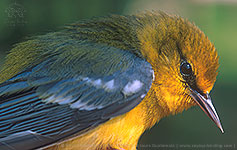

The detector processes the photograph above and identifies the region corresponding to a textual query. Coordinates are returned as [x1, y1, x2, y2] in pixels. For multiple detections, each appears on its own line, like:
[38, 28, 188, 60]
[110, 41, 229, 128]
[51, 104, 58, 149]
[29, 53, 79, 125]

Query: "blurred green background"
[0, 0, 236, 149]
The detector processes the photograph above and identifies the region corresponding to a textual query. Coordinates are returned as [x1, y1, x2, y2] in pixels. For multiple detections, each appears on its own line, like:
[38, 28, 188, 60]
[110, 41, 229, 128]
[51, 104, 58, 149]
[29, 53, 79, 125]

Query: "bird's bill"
[189, 87, 224, 133]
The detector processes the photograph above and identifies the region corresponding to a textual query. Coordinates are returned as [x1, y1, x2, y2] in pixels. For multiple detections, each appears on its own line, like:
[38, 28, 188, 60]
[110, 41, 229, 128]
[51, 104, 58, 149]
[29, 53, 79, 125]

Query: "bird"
[0, 11, 223, 150]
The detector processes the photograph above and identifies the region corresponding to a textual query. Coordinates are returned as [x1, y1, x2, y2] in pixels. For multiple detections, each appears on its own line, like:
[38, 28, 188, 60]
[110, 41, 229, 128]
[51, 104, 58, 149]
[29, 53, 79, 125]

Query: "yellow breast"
[45, 87, 163, 150]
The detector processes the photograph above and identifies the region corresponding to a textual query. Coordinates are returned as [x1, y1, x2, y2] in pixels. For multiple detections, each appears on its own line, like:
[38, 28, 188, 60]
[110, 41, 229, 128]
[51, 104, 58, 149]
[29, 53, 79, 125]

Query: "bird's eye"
[180, 62, 192, 76]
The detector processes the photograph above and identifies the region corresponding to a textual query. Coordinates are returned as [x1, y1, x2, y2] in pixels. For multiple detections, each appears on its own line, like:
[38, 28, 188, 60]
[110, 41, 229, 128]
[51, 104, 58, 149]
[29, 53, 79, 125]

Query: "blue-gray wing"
[0, 44, 153, 150]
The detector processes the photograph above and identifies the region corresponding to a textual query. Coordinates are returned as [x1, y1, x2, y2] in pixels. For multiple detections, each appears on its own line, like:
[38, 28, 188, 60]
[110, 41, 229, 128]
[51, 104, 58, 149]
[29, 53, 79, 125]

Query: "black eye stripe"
[180, 60, 196, 87]
[177, 44, 200, 92]
[179, 61, 203, 95]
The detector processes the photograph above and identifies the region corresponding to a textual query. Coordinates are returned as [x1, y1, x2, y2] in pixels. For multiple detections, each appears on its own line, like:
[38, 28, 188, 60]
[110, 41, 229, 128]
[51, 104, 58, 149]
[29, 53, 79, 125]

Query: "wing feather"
[0, 44, 153, 150]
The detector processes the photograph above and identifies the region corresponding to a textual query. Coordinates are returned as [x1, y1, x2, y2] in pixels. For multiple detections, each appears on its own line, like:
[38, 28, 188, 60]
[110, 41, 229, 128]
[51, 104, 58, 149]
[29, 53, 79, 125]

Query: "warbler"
[0, 11, 223, 150]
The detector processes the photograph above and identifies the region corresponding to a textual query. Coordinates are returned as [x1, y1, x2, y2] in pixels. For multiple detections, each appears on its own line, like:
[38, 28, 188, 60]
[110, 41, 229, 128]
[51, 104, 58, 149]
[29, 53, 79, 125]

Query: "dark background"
[0, 0, 236, 149]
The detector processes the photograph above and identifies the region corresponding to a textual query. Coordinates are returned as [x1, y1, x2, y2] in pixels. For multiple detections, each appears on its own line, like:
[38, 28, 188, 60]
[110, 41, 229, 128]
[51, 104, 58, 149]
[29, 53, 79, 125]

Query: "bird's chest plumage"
[46, 96, 160, 150]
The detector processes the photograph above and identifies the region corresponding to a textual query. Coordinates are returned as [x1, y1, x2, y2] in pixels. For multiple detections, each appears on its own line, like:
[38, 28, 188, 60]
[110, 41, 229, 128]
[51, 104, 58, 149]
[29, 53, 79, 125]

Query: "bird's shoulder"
[0, 28, 154, 149]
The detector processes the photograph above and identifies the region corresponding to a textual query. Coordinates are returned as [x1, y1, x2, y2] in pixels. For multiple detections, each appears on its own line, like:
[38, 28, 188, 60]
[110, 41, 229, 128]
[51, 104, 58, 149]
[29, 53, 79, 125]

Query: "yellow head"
[136, 12, 222, 132]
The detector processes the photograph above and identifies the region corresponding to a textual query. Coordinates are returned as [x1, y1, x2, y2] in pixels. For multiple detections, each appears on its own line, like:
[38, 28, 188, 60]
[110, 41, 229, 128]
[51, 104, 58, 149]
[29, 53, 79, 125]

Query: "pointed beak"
[189, 87, 224, 133]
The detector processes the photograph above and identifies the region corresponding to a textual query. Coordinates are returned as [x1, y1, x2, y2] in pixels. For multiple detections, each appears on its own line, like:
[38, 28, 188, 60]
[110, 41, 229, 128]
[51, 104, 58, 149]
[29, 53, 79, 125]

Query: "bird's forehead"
[179, 32, 219, 92]
[136, 13, 219, 92]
